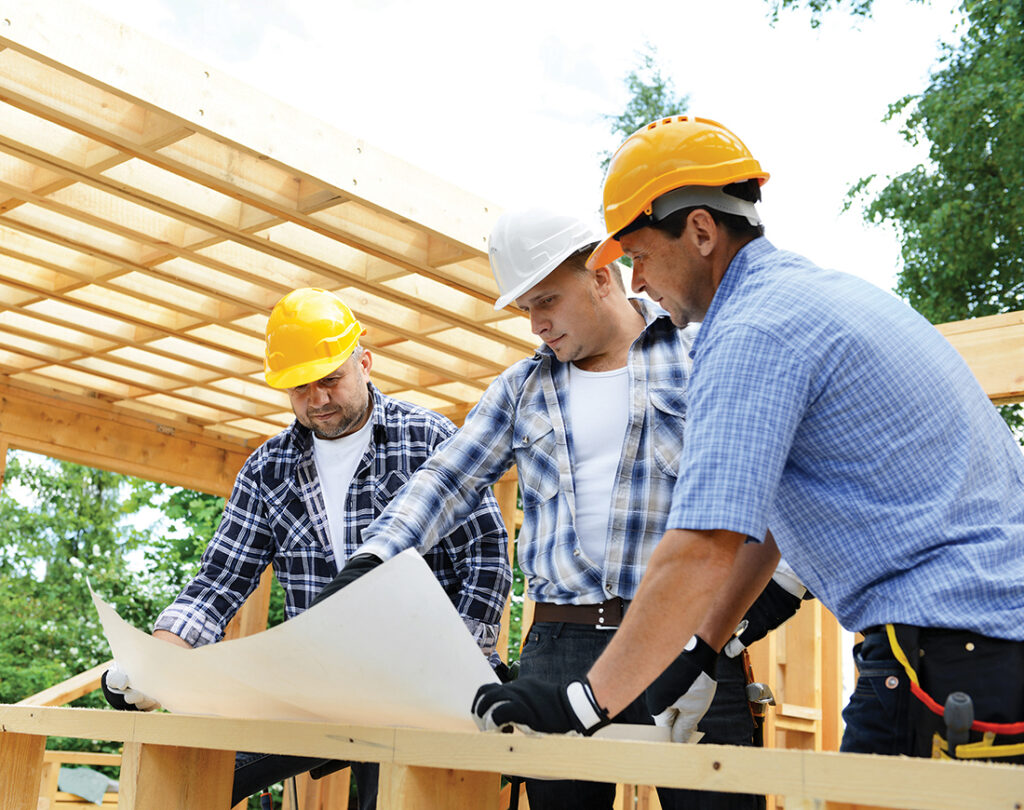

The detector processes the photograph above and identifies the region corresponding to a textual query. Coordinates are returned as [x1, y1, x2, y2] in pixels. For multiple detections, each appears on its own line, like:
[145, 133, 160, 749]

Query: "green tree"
[601, 43, 689, 173]
[766, 0, 924, 27]
[776, 0, 1024, 435]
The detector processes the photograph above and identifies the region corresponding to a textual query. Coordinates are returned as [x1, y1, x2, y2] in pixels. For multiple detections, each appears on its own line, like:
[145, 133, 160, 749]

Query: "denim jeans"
[840, 631, 911, 755]
[842, 626, 1024, 762]
[232, 752, 377, 809]
[518, 621, 764, 810]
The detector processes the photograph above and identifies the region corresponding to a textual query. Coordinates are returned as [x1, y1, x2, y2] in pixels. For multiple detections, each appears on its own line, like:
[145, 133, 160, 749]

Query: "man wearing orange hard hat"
[473, 117, 1024, 765]
[101, 288, 511, 806]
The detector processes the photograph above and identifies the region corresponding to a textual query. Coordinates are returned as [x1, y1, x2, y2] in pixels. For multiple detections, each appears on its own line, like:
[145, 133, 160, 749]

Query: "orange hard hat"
[264, 288, 365, 389]
[588, 116, 769, 268]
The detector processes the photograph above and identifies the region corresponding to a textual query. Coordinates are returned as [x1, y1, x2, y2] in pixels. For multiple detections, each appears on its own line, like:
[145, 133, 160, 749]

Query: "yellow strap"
[955, 732, 1024, 760]
[885, 624, 920, 686]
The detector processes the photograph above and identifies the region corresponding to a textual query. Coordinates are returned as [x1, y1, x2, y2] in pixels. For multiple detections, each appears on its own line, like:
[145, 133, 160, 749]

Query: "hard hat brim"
[586, 236, 624, 271]
[264, 343, 357, 390]
[492, 265, 561, 310]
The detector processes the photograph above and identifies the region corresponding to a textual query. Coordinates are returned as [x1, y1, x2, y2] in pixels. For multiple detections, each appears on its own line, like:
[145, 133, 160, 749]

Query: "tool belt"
[883, 624, 1024, 762]
[532, 597, 629, 629]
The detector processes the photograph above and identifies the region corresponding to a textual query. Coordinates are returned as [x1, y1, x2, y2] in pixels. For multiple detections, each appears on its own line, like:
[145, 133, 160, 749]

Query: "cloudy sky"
[81, 0, 963, 292]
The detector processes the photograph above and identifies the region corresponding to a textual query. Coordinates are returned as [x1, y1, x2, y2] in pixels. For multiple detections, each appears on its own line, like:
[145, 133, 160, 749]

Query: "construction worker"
[330, 207, 803, 810]
[102, 287, 511, 807]
[471, 117, 1024, 765]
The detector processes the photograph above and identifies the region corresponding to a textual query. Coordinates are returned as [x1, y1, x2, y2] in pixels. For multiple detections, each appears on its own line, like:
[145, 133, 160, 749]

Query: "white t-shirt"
[312, 416, 374, 568]
[568, 364, 630, 566]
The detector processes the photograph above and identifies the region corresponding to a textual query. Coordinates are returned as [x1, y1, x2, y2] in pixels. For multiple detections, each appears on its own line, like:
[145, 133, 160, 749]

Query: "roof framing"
[0, 0, 534, 449]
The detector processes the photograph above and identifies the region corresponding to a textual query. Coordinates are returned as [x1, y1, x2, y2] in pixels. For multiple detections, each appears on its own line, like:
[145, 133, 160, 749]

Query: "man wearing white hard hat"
[350, 209, 797, 809]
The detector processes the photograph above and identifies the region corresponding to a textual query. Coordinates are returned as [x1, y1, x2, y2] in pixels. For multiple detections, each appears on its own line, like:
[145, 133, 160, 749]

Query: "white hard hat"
[489, 209, 599, 310]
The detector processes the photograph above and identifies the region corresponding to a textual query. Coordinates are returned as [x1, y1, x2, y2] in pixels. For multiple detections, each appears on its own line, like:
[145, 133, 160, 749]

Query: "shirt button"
[573, 549, 581, 556]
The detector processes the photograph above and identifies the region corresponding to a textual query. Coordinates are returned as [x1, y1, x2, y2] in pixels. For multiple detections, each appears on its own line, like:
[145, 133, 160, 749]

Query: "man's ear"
[687, 209, 719, 258]
[592, 264, 614, 298]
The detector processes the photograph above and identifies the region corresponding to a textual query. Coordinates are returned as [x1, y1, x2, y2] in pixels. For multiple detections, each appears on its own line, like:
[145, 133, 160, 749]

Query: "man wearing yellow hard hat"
[472, 117, 1024, 764]
[102, 288, 511, 806]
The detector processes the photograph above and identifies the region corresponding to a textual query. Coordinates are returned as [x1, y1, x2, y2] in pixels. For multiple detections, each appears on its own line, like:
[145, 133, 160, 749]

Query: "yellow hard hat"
[588, 116, 769, 269]
[264, 288, 365, 389]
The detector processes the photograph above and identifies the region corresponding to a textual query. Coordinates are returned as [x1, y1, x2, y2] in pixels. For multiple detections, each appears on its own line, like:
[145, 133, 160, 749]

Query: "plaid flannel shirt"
[154, 385, 511, 653]
[360, 299, 696, 604]
[668, 237, 1024, 638]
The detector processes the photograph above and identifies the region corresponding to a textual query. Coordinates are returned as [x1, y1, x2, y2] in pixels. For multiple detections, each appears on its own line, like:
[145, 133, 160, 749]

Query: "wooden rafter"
[0, 0, 534, 441]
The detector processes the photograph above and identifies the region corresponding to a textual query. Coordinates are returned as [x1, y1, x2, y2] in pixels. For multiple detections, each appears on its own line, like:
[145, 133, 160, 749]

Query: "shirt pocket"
[513, 411, 560, 506]
[649, 387, 688, 477]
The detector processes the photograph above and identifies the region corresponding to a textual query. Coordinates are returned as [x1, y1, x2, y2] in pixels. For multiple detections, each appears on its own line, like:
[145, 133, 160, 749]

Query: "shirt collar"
[692, 236, 775, 356]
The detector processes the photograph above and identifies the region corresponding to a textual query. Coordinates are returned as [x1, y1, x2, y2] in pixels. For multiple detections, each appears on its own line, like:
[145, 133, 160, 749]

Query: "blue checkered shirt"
[668, 237, 1024, 639]
[155, 386, 511, 652]
[359, 300, 695, 604]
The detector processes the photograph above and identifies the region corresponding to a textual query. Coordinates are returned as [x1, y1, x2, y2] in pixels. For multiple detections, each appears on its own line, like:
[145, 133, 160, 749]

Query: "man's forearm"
[696, 533, 781, 650]
[153, 629, 194, 649]
[587, 528, 746, 717]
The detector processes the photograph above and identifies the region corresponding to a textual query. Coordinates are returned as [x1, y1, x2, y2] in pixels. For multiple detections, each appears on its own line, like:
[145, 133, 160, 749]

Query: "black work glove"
[471, 675, 610, 736]
[724, 577, 809, 658]
[309, 553, 383, 609]
[645, 635, 718, 743]
[101, 663, 160, 712]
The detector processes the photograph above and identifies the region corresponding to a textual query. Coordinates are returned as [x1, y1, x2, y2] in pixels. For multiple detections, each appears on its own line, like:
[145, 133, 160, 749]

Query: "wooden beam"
[0, 729, 46, 810]
[1, 706, 1023, 809]
[118, 740, 234, 810]
[378, 764, 499, 810]
[16, 659, 110, 707]
[938, 312, 1024, 404]
[0, 379, 255, 496]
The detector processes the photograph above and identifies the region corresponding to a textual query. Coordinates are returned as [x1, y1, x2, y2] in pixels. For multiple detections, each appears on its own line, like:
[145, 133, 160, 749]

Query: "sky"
[78, 0, 964, 294]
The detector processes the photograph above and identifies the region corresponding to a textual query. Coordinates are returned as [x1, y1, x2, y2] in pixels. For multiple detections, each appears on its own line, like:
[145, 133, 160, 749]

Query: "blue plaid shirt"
[155, 386, 511, 652]
[360, 300, 695, 604]
[668, 237, 1024, 639]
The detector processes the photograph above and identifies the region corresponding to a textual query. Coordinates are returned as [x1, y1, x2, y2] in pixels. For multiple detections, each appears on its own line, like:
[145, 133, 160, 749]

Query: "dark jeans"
[232, 752, 378, 809]
[840, 631, 911, 755]
[518, 621, 764, 810]
[841, 626, 1024, 763]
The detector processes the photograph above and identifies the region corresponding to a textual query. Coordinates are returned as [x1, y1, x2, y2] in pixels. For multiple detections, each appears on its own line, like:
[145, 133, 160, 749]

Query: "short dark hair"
[562, 243, 625, 292]
[649, 179, 765, 240]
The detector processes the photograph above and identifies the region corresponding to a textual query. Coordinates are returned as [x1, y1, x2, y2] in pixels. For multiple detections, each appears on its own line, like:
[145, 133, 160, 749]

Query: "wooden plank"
[0, 0, 499, 255]
[117, 740, 234, 810]
[0, 380, 253, 497]
[378, 764, 499, 810]
[492, 474, 518, 663]
[3, 706, 1023, 809]
[938, 314, 1024, 404]
[0, 729, 46, 810]
[16, 659, 110, 707]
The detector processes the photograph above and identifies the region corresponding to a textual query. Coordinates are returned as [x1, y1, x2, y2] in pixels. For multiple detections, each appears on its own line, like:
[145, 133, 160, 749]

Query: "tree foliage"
[601, 44, 689, 172]
[0, 453, 222, 705]
[767, 0, 924, 27]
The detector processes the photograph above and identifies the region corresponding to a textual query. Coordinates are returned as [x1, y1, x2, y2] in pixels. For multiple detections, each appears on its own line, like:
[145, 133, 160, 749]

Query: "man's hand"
[472, 676, 610, 736]
[309, 553, 383, 609]
[101, 662, 160, 712]
[645, 635, 717, 743]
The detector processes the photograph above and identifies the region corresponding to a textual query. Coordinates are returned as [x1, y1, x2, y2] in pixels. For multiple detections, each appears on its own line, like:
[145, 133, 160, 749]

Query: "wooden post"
[0, 729, 46, 810]
[492, 472, 519, 662]
[378, 763, 499, 810]
[117, 740, 235, 810]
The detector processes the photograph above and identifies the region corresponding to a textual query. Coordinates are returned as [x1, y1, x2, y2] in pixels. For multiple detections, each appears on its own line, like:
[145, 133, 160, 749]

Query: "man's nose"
[309, 383, 330, 407]
[631, 266, 645, 294]
[530, 312, 547, 336]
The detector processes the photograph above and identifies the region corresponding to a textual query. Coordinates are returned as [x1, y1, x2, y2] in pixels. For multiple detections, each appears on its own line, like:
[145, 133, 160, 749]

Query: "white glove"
[653, 669, 717, 743]
[103, 662, 161, 711]
[646, 635, 718, 744]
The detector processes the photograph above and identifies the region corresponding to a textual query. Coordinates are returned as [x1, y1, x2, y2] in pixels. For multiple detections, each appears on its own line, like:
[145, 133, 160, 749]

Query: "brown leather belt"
[533, 597, 629, 629]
